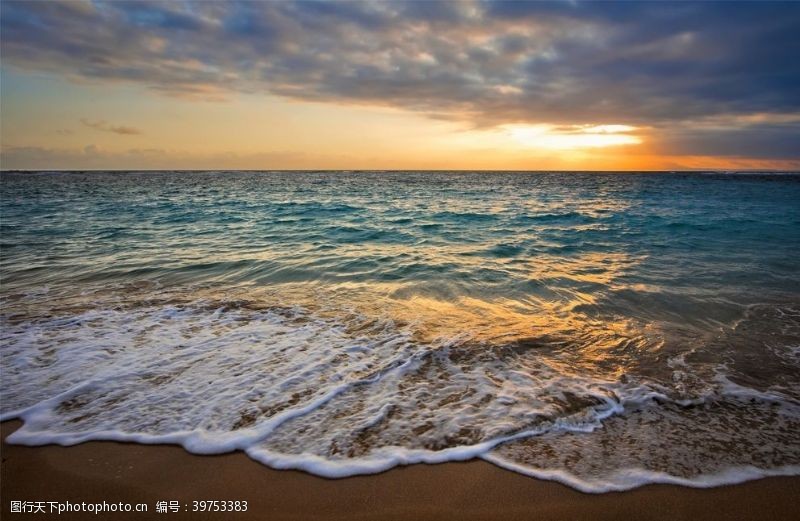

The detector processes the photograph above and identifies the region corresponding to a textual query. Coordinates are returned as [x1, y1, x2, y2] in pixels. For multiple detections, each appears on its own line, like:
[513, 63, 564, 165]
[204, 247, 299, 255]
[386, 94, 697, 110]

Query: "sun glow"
[502, 124, 642, 150]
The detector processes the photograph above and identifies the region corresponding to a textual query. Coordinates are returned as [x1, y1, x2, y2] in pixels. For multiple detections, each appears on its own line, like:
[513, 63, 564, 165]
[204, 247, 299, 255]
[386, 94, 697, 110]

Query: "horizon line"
[3, 168, 800, 174]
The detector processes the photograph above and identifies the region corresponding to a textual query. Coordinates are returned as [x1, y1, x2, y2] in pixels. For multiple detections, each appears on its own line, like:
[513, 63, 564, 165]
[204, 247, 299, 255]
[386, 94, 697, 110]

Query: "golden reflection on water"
[214, 248, 661, 379]
[3, 244, 661, 379]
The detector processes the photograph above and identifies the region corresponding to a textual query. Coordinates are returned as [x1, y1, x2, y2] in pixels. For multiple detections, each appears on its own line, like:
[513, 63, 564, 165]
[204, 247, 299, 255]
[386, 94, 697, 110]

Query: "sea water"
[1, 170, 798, 492]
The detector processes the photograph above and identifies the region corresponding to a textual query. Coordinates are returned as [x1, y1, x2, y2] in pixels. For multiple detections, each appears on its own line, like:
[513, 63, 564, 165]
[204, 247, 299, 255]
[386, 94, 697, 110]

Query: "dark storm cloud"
[1, 0, 799, 156]
[657, 121, 800, 160]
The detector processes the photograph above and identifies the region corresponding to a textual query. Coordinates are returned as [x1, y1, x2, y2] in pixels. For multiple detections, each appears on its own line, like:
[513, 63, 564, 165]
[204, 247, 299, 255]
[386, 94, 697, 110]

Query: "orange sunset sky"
[1, 1, 798, 171]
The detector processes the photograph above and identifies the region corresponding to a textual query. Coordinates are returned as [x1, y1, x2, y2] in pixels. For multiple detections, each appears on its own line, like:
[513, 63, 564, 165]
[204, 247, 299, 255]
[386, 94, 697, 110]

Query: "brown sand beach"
[2, 421, 798, 521]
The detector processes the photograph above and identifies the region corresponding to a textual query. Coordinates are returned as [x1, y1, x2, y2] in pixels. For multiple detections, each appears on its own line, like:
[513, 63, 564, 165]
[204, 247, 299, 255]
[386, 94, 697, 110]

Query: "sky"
[1, 0, 799, 171]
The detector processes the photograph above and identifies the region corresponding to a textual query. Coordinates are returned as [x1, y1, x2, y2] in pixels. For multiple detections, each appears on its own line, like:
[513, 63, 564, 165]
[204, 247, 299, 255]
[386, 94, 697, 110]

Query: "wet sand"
[2, 420, 798, 520]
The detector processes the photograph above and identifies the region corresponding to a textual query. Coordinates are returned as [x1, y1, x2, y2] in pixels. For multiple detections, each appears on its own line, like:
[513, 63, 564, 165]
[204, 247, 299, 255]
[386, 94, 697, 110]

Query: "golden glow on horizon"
[503, 124, 642, 150]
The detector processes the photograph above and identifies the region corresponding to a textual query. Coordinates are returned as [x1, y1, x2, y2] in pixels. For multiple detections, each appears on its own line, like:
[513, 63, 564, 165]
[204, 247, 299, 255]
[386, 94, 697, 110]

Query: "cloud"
[80, 119, 142, 135]
[0, 144, 368, 170]
[1, 1, 799, 158]
[3, 142, 797, 172]
[655, 119, 800, 160]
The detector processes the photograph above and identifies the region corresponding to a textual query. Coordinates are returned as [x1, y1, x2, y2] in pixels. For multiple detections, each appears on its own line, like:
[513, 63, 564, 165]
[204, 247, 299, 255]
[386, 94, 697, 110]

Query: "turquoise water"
[2, 171, 799, 491]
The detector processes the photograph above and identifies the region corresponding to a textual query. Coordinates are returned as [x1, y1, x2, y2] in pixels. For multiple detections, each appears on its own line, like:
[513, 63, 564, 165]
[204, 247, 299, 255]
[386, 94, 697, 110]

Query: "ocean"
[1, 170, 799, 492]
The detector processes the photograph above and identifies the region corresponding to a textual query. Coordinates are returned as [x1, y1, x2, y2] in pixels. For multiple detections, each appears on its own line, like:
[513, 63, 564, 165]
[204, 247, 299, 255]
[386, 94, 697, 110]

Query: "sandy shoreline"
[2, 420, 798, 520]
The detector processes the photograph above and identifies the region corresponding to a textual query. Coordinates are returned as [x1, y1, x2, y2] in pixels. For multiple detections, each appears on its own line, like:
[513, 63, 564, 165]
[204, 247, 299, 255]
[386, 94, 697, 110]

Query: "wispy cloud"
[0, 144, 371, 170]
[80, 119, 142, 136]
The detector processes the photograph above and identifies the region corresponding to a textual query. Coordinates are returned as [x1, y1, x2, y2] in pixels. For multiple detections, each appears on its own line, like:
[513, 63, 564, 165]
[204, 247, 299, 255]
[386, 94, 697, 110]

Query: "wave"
[2, 295, 798, 492]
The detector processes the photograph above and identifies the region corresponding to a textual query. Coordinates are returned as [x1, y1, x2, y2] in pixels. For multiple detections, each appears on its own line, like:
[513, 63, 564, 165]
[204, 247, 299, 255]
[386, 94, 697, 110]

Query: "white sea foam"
[482, 454, 800, 494]
[2, 299, 799, 492]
